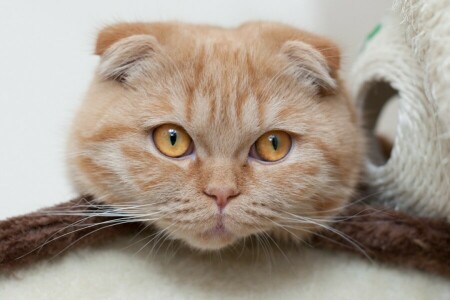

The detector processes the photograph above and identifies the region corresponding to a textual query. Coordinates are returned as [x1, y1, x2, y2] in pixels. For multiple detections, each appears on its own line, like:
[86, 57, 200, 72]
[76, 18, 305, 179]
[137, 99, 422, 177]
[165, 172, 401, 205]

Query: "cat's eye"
[251, 131, 292, 162]
[152, 124, 193, 158]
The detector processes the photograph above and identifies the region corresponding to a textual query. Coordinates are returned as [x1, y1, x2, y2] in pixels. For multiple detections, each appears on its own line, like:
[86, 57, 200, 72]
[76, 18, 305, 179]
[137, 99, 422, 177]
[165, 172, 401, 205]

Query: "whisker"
[281, 212, 372, 261]
[48, 219, 139, 261]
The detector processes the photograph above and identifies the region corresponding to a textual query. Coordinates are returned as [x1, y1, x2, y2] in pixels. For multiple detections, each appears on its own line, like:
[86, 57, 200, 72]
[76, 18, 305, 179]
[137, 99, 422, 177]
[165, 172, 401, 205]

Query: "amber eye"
[152, 124, 193, 158]
[252, 131, 292, 162]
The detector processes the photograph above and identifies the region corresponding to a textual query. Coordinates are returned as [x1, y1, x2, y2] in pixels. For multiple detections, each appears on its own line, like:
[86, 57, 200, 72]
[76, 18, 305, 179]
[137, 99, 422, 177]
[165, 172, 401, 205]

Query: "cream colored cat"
[67, 21, 364, 250]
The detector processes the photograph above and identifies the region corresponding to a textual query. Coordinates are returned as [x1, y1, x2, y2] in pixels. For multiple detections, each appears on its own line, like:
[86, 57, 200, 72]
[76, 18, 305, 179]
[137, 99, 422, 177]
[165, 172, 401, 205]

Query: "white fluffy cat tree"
[353, 0, 450, 219]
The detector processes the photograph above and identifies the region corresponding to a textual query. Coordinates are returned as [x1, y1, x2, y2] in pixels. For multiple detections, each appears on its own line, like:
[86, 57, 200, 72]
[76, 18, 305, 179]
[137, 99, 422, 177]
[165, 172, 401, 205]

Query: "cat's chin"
[182, 228, 238, 250]
[188, 235, 237, 250]
[186, 235, 236, 250]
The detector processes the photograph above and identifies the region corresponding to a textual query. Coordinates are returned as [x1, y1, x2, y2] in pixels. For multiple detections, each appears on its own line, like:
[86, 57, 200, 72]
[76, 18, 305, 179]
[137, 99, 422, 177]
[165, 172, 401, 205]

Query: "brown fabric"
[311, 205, 450, 277]
[1, 196, 449, 277]
[0, 197, 138, 271]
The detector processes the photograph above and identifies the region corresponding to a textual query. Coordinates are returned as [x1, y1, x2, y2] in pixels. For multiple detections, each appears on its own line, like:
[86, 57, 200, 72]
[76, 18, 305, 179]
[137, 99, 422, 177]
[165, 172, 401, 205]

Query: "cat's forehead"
[140, 48, 313, 157]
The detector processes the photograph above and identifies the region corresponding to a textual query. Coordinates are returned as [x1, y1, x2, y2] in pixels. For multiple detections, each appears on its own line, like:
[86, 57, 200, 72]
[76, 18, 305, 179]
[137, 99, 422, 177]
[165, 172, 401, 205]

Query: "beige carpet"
[1, 237, 449, 300]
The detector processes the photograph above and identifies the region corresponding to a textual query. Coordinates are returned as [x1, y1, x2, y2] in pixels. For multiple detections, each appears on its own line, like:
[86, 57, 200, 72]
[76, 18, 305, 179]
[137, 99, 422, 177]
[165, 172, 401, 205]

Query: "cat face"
[68, 22, 364, 250]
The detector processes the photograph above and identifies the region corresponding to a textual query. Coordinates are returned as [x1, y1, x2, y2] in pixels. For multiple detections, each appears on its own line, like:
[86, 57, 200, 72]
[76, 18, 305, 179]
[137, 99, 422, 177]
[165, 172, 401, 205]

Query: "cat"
[67, 21, 364, 250]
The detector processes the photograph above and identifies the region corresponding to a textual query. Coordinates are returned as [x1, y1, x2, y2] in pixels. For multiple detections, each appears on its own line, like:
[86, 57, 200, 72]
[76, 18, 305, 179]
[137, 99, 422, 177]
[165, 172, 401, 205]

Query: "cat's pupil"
[270, 135, 279, 151]
[169, 129, 177, 146]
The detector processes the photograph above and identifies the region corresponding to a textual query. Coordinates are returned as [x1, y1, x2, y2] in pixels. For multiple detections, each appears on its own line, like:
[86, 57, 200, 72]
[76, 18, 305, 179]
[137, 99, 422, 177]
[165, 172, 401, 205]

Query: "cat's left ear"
[94, 23, 163, 83]
[281, 40, 340, 96]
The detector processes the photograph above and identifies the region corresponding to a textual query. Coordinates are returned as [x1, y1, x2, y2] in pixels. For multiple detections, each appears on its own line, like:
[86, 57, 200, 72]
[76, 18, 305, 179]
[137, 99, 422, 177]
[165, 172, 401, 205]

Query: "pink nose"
[204, 187, 240, 210]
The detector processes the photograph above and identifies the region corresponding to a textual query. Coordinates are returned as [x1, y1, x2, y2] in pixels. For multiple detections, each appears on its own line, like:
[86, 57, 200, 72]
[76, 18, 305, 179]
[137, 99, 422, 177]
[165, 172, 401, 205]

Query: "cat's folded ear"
[95, 23, 162, 83]
[281, 40, 340, 96]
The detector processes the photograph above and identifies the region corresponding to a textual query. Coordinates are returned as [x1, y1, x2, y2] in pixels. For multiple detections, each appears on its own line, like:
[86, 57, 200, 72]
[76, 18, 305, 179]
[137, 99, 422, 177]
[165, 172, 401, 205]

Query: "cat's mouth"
[162, 209, 267, 250]
[203, 218, 227, 236]
[189, 216, 237, 250]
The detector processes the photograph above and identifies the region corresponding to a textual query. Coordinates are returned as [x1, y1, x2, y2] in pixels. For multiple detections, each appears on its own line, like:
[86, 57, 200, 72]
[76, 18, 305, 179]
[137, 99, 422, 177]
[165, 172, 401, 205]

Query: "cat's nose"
[204, 187, 240, 210]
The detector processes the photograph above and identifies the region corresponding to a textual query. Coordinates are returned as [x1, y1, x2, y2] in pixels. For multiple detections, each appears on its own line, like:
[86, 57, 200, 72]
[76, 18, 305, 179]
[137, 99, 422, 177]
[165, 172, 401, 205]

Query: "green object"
[360, 23, 382, 53]
[366, 23, 382, 42]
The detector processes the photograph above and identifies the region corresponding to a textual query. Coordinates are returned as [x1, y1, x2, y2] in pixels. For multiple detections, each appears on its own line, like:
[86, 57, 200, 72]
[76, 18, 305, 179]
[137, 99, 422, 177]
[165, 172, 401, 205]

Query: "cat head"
[67, 21, 364, 250]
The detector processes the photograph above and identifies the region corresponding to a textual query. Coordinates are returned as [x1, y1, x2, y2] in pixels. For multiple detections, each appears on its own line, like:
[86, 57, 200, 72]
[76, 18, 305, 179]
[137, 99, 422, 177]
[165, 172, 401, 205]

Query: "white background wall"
[0, 0, 392, 219]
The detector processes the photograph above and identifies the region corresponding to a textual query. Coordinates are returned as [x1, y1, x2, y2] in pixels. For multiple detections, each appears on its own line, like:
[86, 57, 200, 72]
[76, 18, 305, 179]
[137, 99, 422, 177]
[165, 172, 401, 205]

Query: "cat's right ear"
[95, 23, 161, 83]
[281, 40, 339, 96]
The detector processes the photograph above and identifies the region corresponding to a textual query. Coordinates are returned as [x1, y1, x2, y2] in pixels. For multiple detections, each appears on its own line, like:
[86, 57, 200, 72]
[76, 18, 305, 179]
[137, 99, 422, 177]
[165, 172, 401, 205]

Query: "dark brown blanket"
[1, 196, 449, 277]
